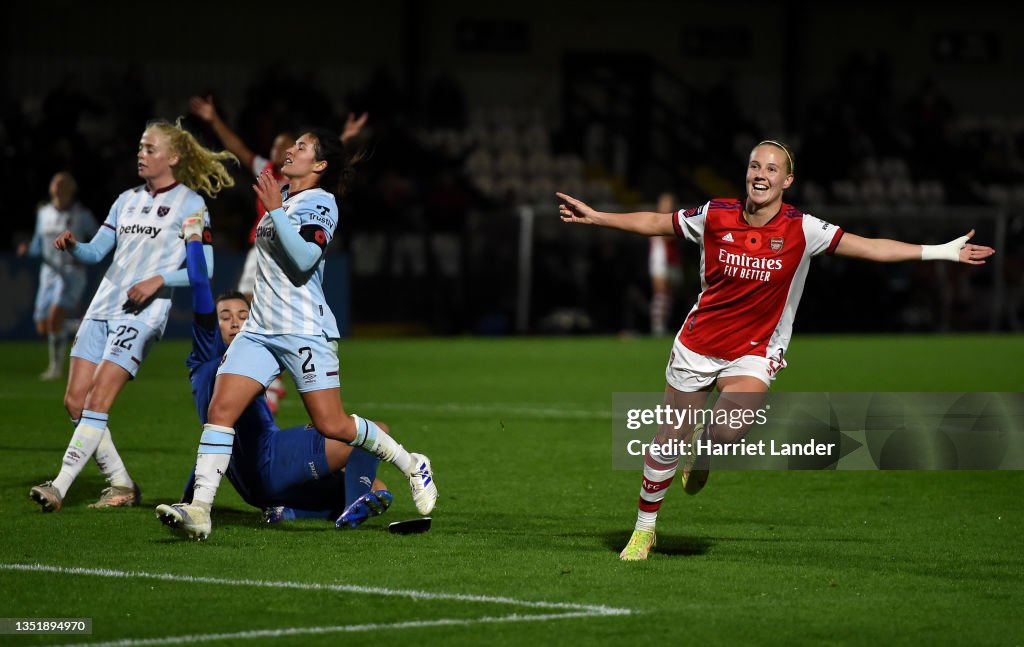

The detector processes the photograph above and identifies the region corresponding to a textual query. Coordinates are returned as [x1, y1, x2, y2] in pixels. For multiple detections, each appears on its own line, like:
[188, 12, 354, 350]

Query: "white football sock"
[350, 415, 415, 474]
[371, 432, 416, 474]
[93, 427, 133, 488]
[52, 421, 105, 497]
[192, 424, 235, 508]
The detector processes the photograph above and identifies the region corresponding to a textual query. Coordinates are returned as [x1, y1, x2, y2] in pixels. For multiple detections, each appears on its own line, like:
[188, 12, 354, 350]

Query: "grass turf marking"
[3, 563, 631, 646]
[346, 401, 610, 419]
[55, 612, 612, 646]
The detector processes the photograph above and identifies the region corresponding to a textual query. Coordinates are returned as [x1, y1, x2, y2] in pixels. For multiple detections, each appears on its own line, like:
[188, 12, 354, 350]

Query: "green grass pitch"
[1, 334, 1022, 646]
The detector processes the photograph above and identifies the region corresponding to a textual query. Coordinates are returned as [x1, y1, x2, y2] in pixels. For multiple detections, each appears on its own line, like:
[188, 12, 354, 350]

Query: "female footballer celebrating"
[558, 140, 994, 560]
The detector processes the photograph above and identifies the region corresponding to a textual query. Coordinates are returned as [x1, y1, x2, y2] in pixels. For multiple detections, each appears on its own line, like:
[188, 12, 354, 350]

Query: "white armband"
[921, 235, 968, 262]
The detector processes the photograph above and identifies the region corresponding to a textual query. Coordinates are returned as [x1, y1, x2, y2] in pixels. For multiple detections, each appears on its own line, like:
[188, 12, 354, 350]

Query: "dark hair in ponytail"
[304, 127, 364, 199]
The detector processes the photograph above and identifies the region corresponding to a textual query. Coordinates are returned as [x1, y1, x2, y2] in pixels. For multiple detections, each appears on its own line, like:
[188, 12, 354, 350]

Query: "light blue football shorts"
[34, 267, 87, 321]
[218, 330, 341, 393]
[70, 318, 160, 378]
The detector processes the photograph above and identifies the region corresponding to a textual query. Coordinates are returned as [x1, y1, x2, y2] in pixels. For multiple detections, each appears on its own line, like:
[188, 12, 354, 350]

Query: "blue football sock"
[343, 448, 381, 510]
[284, 507, 334, 520]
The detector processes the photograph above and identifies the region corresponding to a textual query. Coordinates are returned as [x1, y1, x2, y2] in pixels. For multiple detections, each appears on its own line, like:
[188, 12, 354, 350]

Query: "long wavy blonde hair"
[146, 119, 238, 198]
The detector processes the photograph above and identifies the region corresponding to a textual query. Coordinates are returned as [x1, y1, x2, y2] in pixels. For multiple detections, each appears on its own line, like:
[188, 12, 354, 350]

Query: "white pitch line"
[356, 401, 610, 419]
[1, 563, 631, 616]
[56, 612, 609, 647]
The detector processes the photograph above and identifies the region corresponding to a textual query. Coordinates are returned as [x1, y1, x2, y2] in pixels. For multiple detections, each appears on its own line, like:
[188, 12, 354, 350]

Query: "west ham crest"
[157, 206, 170, 217]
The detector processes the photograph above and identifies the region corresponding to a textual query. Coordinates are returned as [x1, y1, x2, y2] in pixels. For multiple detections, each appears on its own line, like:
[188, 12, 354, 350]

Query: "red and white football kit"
[665, 198, 843, 389]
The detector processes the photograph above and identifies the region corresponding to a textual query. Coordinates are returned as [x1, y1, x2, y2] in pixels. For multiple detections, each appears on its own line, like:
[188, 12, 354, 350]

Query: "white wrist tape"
[921, 235, 968, 262]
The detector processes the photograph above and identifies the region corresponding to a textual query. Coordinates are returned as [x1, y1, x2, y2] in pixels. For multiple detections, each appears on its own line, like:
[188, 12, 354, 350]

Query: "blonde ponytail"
[147, 119, 238, 198]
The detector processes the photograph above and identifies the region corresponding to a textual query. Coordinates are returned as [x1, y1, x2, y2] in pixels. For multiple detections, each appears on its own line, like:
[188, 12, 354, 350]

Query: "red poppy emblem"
[744, 232, 762, 251]
[315, 230, 327, 245]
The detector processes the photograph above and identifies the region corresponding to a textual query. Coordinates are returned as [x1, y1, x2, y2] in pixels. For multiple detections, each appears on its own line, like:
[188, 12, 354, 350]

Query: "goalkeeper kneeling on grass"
[157, 215, 392, 535]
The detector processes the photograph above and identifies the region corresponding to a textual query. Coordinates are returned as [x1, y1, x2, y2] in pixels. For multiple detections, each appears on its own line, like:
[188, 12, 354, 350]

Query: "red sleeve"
[825, 228, 844, 255]
[671, 209, 685, 239]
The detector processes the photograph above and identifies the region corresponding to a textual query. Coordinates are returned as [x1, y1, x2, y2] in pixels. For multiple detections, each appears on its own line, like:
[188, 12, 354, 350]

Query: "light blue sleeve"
[268, 207, 325, 272]
[69, 194, 121, 264]
[161, 245, 214, 287]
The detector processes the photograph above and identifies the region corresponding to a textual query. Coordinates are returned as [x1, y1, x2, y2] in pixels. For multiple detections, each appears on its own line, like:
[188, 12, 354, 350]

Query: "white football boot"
[407, 453, 437, 515]
[155, 503, 212, 541]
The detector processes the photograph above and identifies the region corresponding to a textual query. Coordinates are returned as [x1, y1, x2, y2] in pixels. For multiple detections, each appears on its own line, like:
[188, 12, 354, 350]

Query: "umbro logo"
[722, 232, 735, 242]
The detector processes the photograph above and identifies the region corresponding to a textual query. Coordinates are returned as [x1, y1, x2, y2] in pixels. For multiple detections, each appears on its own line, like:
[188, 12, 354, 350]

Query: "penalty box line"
[7, 563, 631, 646]
[56, 612, 612, 647]
[0, 563, 629, 614]
[358, 401, 611, 419]
[3, 563, 631, 645]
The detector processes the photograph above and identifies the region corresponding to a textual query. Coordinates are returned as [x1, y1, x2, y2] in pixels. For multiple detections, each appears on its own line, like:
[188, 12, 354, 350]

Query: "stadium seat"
[984, 183, 1010, 206]
[860, 178, 887, 210]
[1010, 184, 1024, 207]
[830, 180, 857, 204]
[886, 178, 916, 209]
[495, 148, 524, 177]
[465, 149, 494, 176]
[879, 157, 910, 180]
[916, 180, 946, 205]
[525, 176, 556, 204]
[524, 151, 554, 178]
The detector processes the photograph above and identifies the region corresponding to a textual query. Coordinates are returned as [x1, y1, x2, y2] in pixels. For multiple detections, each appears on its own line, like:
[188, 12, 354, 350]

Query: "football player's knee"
[207, 400, 240, 427]
[63, 393, 84, 419]
[319, 415, 357, 442]
[83, 384, 119, 413]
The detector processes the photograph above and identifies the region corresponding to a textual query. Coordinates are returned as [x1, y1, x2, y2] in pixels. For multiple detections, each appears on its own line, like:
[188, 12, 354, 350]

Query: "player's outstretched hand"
[557, 192, 598, 225]
[253, 170, 283, 213]
[53, 230, 77, 251]
[341, 112, 369, 144]
[957, 229, 996, 265]
[189, 95, 217, 123]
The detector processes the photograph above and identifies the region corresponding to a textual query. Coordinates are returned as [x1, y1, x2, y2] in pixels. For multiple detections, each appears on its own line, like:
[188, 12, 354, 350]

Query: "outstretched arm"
[184, 226, 215, 317]
[183, 215, 220, 362]
[557, 192, 675, 236]
[159, 244, 214, 288]
[836, 229, 995, 264]
[190, 95, 256, 172]
[58, 197, 121, 263]
[341, 112, 369, 145]
[57, 226, 115, 264]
